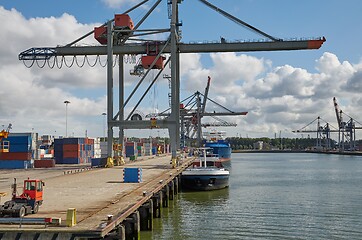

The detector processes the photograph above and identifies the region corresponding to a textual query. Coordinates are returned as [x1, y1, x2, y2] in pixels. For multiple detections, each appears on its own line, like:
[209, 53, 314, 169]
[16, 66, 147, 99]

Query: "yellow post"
[66, 208, 77, 227]
[105, 157, 114, 168]
[171, 158, 177, 169]
[120, 156, 125, 165]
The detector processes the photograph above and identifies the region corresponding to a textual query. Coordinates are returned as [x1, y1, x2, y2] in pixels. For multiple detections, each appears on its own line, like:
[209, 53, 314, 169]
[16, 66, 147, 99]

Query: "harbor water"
[141, 153, 362, 239]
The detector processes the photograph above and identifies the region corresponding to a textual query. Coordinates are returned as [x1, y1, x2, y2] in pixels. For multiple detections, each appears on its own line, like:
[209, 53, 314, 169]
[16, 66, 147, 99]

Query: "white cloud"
[0, 7, 108, 136]
[180, 50, 362, 139]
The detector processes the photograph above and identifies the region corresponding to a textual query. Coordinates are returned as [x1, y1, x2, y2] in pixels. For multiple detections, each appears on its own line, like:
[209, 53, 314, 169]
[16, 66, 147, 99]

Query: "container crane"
[333, 97, 362, 151]
[18, 0, 325, 164]
[157, 76, 247, 147]
[293, 117, 338, 151]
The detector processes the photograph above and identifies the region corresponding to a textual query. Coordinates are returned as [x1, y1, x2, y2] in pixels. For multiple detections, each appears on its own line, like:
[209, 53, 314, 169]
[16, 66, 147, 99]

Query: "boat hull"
[181, 169, 229, 191]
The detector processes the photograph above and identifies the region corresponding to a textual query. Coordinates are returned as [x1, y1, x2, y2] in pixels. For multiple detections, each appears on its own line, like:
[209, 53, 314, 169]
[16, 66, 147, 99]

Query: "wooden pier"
[0, 154, 194, 240]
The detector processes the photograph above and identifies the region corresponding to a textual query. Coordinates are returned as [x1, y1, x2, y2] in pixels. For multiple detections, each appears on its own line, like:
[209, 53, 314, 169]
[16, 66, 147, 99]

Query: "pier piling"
[168, 180, 175, 200]
[152, 191, 163, 218]
[162, 185, 169, 207]
[139, 199, 153, 231]
[123, 211, 140, 240]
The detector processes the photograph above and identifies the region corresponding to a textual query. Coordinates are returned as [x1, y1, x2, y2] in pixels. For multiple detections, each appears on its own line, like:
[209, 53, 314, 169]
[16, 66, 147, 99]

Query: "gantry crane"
[293, 117, 338, 151]
[333, 97, 362, 151]
[18, 0, 325, 164]
[157, 76, 247, 147]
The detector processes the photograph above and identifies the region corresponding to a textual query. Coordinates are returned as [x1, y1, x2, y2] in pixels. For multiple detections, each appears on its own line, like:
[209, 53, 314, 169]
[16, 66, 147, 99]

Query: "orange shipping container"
[63, 144, 80, 152]
[34, 159, 55, 168]
[0, 152, 31, 160]
[63, 151, 80, 158]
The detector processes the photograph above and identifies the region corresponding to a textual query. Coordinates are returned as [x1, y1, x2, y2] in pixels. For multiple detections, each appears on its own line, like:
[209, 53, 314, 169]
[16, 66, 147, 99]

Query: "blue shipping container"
[56, 157, 81, 164]
[6, 136, 31, 145]
[125, 146, 137, 157]
[91, 158, 107, 167]
[63, 138, 85, 145]
[123, 168, 142, 182]
[0, 160, 31, 169]
[9, 144, 30, 153]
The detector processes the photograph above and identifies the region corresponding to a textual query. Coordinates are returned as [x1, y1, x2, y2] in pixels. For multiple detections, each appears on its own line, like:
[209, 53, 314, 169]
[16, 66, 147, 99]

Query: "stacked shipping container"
[54, 138, 94, 164]
[125, 142, 137, 157]
[0, 133, 34, 169]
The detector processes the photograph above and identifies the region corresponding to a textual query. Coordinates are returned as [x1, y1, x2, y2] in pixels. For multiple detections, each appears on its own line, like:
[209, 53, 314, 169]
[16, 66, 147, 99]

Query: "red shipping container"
[63, 151, 80, 158]
[125, 142, 136, 146]
[0, 152, 31, 160]
[63, 144, 80, 152]
[34, 159, 55, 168]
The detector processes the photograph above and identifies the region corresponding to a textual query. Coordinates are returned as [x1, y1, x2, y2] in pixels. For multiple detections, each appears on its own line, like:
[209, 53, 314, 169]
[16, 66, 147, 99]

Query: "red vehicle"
[0, 178, 44, 218]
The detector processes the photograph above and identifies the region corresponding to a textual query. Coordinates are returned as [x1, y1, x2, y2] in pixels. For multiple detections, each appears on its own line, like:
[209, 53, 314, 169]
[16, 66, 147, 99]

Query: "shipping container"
[125, 145, 137, 157]
[0, 152, 31, 160]
[63, 138, 84, 145]
[152, 147, 157, 155]
[123, 168, 142, 183]
[0, 160, 31, 169]
[91, 157, 107, 168]
[34, 159, 55, 168]
[56, 157, 81, 164]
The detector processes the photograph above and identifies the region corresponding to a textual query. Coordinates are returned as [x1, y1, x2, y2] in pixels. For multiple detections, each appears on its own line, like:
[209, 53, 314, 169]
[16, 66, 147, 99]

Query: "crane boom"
[19, 38, 326, 60]
[333, 97, 342, 128]
[201, 76, 211, 114]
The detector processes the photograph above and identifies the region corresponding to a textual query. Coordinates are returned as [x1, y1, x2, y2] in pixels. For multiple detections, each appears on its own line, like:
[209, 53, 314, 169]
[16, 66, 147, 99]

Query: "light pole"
[64, 100, 70, 137]
[102, 112, 107, 139]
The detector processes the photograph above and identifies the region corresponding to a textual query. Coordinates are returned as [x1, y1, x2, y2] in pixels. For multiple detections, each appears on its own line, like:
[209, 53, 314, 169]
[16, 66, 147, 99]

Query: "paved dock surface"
[0, 154, 193, 237]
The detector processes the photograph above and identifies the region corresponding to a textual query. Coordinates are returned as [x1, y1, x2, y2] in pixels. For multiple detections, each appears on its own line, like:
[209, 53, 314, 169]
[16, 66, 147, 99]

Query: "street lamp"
[64, 100, 70, 137]
[102, 112, 107, 138]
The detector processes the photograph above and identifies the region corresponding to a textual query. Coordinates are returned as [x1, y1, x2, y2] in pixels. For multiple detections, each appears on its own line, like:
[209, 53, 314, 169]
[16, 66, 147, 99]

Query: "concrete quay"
[0, 154, 194, 240]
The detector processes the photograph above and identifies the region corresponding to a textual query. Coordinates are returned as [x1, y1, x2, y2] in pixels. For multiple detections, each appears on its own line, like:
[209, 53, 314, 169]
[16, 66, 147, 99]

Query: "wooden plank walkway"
[0, 154, 194, 239]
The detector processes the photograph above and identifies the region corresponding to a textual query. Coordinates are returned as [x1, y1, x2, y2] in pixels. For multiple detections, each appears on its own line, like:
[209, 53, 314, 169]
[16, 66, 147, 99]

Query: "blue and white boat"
[203, 131, 231, 168]
[181, 148, 229, 191]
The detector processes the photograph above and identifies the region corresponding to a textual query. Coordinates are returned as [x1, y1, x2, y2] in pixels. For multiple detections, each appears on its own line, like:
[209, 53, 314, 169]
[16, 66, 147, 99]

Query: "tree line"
[225, 137, 338, 150]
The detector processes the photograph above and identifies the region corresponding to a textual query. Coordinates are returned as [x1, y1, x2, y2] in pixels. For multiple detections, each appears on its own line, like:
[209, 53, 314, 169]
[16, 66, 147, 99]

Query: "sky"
[1, 0, 362, 141]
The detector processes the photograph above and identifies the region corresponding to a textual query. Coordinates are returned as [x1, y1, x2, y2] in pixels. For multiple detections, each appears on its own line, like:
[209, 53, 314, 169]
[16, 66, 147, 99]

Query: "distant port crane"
[294, 98, 362, 152]
[333, 97, 362, 151]
[293, 116, 338, 151]
[18, 0, 325, 164]
[156, 76, 247, 147]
